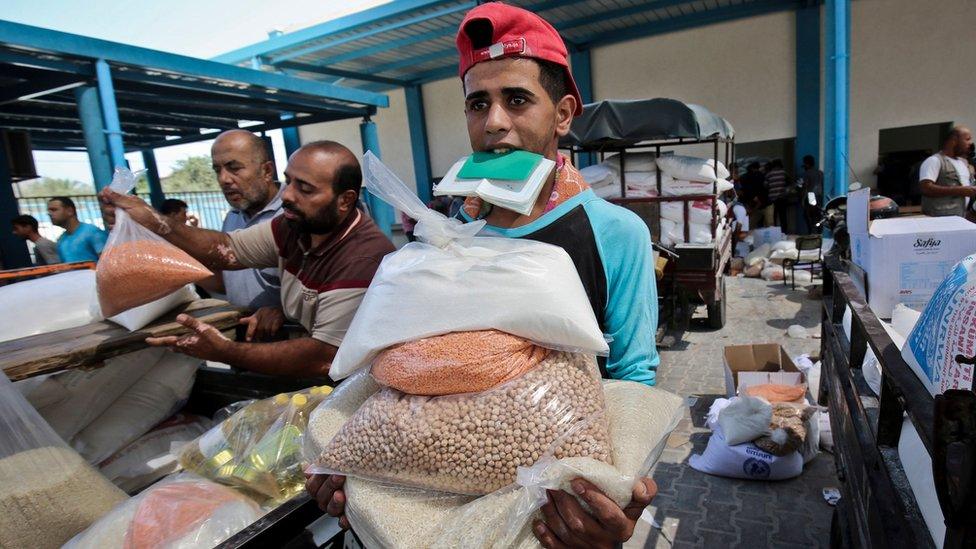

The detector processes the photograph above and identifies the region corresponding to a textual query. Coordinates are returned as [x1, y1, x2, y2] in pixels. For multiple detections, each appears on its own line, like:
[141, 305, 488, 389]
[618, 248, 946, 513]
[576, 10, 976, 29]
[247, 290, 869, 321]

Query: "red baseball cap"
[455, 2, 583, 116]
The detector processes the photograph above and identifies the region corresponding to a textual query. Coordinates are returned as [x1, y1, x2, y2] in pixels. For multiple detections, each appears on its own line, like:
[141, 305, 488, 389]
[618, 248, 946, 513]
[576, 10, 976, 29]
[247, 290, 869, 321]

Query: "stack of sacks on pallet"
[656, 155, 733, 247]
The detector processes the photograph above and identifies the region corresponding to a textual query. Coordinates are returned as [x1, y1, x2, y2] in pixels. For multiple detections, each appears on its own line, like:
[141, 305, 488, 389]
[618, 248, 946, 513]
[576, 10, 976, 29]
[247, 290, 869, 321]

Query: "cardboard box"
[723, 343, 799, 398]
[848, 188, 976, 319]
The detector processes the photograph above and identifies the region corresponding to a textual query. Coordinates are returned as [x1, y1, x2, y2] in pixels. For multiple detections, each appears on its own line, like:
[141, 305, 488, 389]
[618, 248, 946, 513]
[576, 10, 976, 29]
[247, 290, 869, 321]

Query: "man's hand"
[533, 477, 657, 549]
[146, 314, 232, 361]
[240, 306, 286, 342]
[305, 474, 349, 529]
[187, 214, 200, 227]
[99, 187, 173, 235]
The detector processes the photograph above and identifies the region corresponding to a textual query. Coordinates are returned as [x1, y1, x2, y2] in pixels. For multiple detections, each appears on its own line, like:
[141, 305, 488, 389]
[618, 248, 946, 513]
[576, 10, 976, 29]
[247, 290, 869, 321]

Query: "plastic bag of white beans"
[308, 351, 614, 496]
[305, 376, 685, 548]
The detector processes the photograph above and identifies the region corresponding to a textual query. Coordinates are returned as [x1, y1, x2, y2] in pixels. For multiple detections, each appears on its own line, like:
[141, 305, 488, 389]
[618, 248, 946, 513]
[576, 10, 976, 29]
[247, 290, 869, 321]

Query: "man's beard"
[284, 200, 342, 235]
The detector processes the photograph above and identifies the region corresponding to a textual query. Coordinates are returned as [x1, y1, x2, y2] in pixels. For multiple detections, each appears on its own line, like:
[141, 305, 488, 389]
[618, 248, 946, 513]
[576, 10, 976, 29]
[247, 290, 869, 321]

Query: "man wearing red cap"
[309, 3, 660, 546]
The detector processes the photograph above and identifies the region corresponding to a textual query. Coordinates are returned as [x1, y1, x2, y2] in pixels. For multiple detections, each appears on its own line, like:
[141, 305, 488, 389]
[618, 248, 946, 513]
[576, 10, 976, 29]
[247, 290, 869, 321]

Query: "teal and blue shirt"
[461, 188, 660, 386]
[56, 222, 107, 263]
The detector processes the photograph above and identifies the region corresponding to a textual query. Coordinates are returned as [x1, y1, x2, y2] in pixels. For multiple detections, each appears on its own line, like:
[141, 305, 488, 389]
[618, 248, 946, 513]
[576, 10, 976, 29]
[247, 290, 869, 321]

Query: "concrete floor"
[627, 276, 836, 549]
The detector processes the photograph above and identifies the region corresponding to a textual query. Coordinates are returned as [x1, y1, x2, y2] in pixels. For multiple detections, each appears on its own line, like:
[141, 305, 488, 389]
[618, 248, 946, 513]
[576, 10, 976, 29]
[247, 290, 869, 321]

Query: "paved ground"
[626, 276, 837, 549]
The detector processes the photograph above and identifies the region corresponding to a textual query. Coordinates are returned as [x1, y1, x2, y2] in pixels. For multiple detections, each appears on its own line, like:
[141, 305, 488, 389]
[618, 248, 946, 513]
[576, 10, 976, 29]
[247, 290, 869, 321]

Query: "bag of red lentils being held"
[94, 168, 212, 318]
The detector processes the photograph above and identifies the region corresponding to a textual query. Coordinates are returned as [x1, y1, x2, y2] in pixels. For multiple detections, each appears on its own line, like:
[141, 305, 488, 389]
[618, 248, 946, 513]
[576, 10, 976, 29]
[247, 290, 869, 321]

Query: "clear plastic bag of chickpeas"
[176, 385, 332, 506]
[307, 348, 614, 496]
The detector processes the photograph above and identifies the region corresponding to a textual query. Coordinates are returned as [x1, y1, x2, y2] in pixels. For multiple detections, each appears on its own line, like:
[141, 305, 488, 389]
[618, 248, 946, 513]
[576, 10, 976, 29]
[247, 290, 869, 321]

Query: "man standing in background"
[919, 126, 975, 218]
[48, 196, 107, 263]
[11, 214, 59, 265]
[763, 159, 789, 229]
[798, 155, 823, 233]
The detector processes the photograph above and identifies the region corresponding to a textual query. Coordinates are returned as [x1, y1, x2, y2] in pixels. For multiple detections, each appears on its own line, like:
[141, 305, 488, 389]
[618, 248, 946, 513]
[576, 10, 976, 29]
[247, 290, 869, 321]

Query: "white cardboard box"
[848, 188, 976, 318]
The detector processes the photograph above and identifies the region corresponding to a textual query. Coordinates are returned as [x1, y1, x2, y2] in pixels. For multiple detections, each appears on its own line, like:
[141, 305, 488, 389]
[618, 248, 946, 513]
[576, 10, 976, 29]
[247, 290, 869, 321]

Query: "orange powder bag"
[94, 168, 212, 318]
[744, 383, 808, 403]
[371, 330, 550, 395]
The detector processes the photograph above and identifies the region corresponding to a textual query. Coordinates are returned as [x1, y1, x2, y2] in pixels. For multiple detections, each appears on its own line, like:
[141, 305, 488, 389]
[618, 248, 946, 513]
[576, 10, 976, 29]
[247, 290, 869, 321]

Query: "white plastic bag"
[95, 167, 211, 318]
[100, 284, 200, 331]
[602, 152, 658, 173]
[72, 351, 200, 464]
[659, 218, 714, 246]
[717, 396, 772, 445]
[771, 240, 797, 253]
[745, 243, 771, 267]
[64, 474, 262, 549]
[656, 155, 730, 183]
[689, 427, 803, 481]
[329, 153, 609, 381]
[0, 372, 127, 549]
[0, 270, 96, 343]
[99, 413, 210, 494]
[902, 255, 976, 395]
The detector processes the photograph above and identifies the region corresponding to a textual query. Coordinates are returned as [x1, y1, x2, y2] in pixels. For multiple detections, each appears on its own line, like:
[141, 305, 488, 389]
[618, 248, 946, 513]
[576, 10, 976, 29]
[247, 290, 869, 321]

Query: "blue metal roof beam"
[370, 47, 456, 75]
[211, 0, 460, 64]
[275, 61, 408, 86]
[0, 73, 85, 106]
[145, 110, 363, 149]
[272, 0, 590, 71]
[573, 0, 803, 48]
[269, 1, 476, 65]
[0, 20, 389, 108]
[556, 0, 697, 33]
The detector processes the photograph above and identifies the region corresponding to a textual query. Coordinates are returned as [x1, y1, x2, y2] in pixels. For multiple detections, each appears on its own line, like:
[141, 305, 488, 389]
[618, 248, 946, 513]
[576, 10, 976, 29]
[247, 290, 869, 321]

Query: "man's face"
[48, 200, 74, 227]
[952, 130, 973, 157]
[280, 149, 355, 235]
[462, 58, 574, 159]
[212, 134, 273, 212]
[11, 223, 30, 239]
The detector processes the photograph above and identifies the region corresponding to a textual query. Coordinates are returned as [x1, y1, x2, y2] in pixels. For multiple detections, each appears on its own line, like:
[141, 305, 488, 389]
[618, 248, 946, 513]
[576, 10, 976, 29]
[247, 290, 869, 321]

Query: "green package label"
[457, 150, 542, 181]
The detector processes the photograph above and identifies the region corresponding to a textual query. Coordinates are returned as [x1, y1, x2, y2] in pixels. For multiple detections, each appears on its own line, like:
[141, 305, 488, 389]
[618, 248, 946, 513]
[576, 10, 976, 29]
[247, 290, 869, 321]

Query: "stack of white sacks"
[579, 153, 734, 246]
[1, 270, 206, 493]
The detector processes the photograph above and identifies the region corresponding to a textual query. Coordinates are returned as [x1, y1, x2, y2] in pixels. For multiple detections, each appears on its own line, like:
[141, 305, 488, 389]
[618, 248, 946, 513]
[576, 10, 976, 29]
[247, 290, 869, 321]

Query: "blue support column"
[569, 49, 596, 168]
[404, 84, 433, 204]
[142, 150, 165, 210]
[795, 4, 820, 180]
[359, 117, 393, 236]
[73, 85, 114, 191]
[0, 141, 32, 269]
[825, 0, 850, 198]
[280, 113, 302, 158]
[95, 59, 126, 178]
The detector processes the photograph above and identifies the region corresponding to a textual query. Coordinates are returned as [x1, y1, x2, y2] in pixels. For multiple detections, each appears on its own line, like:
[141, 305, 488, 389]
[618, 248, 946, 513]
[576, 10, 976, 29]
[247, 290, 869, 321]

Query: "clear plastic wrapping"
[96, 167, 212, 317]
[64, 474, 262, 549]
[0, 372, 127, 549]
[177, 385, 332, 505]
[371, 330, 550, 396]
[305, 378, 685, 548]
[309, 351, 613, 496]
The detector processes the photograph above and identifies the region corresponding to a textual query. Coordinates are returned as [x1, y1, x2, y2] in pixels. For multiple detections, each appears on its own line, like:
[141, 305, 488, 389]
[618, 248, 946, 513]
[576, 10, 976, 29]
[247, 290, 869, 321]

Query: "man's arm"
[921, 180, 976, 198]
[100, 188, 245, 271]
[146, 314, 334, 377]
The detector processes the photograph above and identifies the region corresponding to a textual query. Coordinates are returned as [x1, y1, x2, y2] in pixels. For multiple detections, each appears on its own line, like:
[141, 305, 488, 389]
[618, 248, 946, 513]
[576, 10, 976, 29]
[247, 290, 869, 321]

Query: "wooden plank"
[1, 299, 245, 381]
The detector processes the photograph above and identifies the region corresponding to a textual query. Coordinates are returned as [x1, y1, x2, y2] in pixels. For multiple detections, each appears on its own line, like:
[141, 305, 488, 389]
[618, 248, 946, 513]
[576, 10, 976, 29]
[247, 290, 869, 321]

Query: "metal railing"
[16, 191, 232, 242]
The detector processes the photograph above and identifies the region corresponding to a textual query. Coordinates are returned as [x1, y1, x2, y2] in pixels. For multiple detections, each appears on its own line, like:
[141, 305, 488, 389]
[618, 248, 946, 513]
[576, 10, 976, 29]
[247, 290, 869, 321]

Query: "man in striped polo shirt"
[100, 141, 395, 377]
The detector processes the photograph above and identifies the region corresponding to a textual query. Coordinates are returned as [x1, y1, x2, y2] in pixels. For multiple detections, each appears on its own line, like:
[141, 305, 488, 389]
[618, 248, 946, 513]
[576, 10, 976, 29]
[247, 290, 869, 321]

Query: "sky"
[3, 0, 390, 187]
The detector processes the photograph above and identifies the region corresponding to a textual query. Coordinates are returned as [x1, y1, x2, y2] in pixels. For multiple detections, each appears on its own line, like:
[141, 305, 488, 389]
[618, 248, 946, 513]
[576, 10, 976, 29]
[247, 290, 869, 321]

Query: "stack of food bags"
[304, 154, 686, 547]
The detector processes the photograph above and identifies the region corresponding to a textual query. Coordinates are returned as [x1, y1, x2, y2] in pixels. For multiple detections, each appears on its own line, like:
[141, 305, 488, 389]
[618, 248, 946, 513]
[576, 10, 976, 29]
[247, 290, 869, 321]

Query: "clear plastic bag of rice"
[0, 372, 127, 549]
[64, 473, 262, 549]
[306, 376, 685, 548]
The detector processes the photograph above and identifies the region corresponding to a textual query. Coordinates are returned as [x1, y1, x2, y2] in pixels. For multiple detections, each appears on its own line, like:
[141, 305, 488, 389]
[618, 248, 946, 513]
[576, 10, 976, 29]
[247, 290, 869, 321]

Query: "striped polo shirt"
[227, 208, 395, 346]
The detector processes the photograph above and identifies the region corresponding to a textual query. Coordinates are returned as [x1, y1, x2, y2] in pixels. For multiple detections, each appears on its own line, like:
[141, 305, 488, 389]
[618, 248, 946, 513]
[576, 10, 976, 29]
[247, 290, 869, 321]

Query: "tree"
[16, 177, 93, 197]
[162, 155, 219, 192]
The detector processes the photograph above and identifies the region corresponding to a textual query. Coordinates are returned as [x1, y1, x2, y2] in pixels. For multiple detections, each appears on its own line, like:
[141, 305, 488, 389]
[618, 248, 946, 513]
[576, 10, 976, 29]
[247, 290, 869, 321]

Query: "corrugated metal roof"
[216, 0, 810, 91]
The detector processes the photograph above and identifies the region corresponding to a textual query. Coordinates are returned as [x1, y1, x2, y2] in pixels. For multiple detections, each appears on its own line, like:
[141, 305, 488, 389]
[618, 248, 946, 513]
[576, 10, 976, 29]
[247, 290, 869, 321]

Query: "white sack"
[35, 348, 166, 441]
[329, 153, 609, 381]
[72, 351, 200, 464]
[656, 155, 730, 183]
[689, 427, 803, 481]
